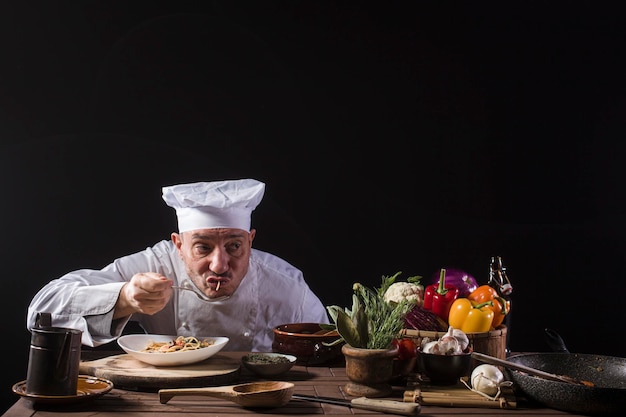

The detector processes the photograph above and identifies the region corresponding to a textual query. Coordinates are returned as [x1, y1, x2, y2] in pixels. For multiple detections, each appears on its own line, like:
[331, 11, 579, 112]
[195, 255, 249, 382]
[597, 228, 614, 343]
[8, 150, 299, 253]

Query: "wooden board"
[79, 353, 241, 390]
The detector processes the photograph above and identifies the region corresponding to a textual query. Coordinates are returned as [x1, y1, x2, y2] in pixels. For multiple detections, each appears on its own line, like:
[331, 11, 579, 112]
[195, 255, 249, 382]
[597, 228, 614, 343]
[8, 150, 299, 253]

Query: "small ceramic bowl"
[272, 323, 344, 365]
[417, 349, 473, 385]
[241, 352, 297, 377]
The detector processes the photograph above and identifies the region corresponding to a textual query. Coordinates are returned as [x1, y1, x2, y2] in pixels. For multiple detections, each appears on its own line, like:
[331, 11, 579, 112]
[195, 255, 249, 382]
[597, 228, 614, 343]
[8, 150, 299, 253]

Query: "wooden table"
[4, 351, 575, 417]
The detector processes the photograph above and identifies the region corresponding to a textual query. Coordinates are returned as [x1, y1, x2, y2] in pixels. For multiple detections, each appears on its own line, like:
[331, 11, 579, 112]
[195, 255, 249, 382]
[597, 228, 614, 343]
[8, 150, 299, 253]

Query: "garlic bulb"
[451, 328, 469, 351]
[420, 327, 468, 355]
[471, 364, 504, 396]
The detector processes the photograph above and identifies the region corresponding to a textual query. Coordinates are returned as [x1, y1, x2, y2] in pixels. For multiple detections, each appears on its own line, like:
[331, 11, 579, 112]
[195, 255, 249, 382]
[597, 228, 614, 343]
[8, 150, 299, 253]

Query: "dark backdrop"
[2, 1, 625, 413]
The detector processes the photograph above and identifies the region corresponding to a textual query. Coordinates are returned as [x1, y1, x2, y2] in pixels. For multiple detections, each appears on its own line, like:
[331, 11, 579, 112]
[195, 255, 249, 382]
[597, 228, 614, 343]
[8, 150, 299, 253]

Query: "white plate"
[117, 334, 229, 366]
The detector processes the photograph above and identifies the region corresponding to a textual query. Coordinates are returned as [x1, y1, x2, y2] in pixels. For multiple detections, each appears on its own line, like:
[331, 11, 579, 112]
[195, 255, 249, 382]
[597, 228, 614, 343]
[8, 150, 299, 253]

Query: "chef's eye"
[193, 244, 212, 255]
[226, 242, 242, 254]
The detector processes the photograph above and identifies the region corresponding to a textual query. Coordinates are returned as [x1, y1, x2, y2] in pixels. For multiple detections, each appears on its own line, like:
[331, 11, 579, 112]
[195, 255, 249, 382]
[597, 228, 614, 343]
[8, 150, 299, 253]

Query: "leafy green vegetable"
[325, 272, 416, 349]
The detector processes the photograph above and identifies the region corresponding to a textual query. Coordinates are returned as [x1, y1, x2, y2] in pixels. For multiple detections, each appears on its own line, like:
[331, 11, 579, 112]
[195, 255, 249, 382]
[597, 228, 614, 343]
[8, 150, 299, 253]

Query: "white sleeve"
[26, 241, 176, 347]
[27, 269, 129, 347]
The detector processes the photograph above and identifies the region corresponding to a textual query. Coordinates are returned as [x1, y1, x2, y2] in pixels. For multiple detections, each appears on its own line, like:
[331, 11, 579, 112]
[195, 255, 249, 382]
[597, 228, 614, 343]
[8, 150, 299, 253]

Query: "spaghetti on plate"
[142, 336, 214, 353]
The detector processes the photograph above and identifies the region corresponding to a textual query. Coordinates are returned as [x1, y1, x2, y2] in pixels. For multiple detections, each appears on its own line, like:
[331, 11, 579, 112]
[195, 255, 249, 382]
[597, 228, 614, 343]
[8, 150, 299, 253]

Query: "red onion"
[429, 268, 478, 298]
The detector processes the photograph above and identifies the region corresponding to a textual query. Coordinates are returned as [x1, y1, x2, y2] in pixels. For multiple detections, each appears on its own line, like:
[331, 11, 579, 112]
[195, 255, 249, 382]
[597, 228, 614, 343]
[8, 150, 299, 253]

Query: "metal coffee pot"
[26, 312, 82, 396]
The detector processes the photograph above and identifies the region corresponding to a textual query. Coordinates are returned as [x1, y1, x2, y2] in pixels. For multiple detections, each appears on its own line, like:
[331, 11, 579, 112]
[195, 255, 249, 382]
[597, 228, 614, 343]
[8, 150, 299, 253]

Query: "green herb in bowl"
[246, 353, 292, 364]
[242, 353, 296, 377]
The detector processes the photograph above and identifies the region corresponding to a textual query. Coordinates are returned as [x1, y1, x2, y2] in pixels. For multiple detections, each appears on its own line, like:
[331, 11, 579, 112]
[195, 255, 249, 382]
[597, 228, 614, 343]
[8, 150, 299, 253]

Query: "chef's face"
[172, 228, 255, 298]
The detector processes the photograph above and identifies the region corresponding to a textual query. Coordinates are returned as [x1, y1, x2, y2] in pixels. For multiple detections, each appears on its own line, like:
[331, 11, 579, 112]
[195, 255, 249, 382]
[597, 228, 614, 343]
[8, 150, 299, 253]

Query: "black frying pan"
[504, 329, 626, 415]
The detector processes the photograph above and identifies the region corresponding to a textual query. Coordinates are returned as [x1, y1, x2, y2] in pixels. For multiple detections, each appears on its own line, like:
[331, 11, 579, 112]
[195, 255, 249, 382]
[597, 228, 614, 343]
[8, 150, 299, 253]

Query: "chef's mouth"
[207, 277, 228, 289]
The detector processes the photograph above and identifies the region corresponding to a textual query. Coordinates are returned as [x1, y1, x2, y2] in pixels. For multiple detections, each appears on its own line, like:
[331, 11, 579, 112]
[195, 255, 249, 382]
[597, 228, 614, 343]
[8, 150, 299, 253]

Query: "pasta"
[142, 336, 214, 353]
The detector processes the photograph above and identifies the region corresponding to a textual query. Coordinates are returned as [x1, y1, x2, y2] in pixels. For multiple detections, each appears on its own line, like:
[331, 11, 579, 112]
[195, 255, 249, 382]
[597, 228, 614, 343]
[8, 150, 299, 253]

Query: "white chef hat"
[162, 179, 265, 233]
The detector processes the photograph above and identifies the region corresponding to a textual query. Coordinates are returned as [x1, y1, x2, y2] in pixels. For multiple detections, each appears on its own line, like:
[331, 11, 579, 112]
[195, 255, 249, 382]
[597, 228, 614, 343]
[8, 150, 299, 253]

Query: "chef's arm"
[27, 278, 130, 347]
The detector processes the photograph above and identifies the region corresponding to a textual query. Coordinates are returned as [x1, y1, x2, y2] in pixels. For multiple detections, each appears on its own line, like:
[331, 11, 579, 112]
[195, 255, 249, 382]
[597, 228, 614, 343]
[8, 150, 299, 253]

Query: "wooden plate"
[79, 353, 240, 390]
[12, 375, 114, 404]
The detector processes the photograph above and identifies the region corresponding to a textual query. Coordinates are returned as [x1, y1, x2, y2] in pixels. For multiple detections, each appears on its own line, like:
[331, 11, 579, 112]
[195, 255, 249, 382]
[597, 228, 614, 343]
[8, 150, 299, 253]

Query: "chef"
[27, 179, 329, 351]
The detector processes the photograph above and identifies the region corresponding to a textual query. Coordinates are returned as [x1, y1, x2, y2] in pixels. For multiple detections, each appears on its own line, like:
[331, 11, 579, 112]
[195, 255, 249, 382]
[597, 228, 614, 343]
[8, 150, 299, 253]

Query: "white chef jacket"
[27, 240, 329, 351]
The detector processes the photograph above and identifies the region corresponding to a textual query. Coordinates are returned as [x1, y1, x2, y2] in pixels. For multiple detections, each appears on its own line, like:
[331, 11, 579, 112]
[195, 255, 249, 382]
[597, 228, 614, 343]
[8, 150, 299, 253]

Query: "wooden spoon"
[159, 381, 295, 408]
[471, 352, 593, 386]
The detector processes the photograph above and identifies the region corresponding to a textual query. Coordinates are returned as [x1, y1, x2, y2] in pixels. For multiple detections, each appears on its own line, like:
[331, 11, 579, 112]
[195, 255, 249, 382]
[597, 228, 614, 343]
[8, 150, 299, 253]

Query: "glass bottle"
[488, 256, 513, 297]
[489, 256, 513, 354]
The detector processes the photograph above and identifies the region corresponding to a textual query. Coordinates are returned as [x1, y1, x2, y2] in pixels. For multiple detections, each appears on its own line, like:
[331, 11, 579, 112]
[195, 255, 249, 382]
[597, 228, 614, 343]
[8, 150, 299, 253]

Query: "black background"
[2, 1, 626, 412]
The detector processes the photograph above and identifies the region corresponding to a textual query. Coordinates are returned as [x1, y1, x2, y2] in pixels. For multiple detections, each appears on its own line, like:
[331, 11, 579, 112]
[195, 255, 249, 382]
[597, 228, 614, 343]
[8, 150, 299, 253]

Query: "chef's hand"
[114, 273, 174, 319]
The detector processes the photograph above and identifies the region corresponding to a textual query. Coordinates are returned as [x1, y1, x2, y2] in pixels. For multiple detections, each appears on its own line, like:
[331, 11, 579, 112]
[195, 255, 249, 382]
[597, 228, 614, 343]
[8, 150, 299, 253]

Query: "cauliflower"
[383, 281, 424, 307]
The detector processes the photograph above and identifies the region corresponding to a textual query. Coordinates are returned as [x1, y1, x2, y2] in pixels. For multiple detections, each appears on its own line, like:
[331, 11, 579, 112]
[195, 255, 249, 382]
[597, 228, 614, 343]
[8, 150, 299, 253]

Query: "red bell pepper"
[423, 268, 460, 322]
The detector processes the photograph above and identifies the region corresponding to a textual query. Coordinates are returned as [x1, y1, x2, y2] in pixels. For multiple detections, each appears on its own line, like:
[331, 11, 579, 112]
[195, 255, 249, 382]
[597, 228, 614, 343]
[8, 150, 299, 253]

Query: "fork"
[172, 281, 230, 303]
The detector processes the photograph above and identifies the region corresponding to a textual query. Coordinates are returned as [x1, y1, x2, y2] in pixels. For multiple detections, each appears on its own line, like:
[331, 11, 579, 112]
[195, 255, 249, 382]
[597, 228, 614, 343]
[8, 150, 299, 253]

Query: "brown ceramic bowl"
[272, 323, 344, 366]
[417, 348, 473, 385]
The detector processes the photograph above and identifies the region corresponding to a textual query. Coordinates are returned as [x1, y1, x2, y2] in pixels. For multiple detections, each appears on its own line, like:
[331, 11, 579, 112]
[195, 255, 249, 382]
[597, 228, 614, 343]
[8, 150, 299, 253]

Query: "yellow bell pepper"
[448, 298, 494, 333]
[467, 285, 509, 328]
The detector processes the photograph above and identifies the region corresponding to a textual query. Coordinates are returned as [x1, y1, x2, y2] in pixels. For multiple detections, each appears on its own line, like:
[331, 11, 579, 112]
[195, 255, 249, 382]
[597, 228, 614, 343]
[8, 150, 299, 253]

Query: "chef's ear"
[171, 232, 183, 251]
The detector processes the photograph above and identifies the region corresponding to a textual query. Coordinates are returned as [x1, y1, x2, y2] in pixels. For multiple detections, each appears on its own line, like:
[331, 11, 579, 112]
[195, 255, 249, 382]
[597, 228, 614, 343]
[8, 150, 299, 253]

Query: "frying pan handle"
[544, 328, 570, 353]
[471, 352, 581, 385]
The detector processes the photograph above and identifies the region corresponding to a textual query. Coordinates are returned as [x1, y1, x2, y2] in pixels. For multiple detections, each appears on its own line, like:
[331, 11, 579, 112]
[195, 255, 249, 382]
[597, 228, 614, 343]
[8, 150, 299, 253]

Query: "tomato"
[392, 338, 417, 360]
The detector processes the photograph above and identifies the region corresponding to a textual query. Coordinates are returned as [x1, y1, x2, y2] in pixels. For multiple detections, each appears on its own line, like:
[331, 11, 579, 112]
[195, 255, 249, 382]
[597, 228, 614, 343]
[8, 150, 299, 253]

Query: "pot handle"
[35, 312, 52, 328]
[544, 328, 570, 353]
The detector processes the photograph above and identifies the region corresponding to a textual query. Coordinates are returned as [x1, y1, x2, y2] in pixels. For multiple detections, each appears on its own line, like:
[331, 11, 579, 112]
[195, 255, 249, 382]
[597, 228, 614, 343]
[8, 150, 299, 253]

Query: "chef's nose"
[209, 248, 229, 274]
